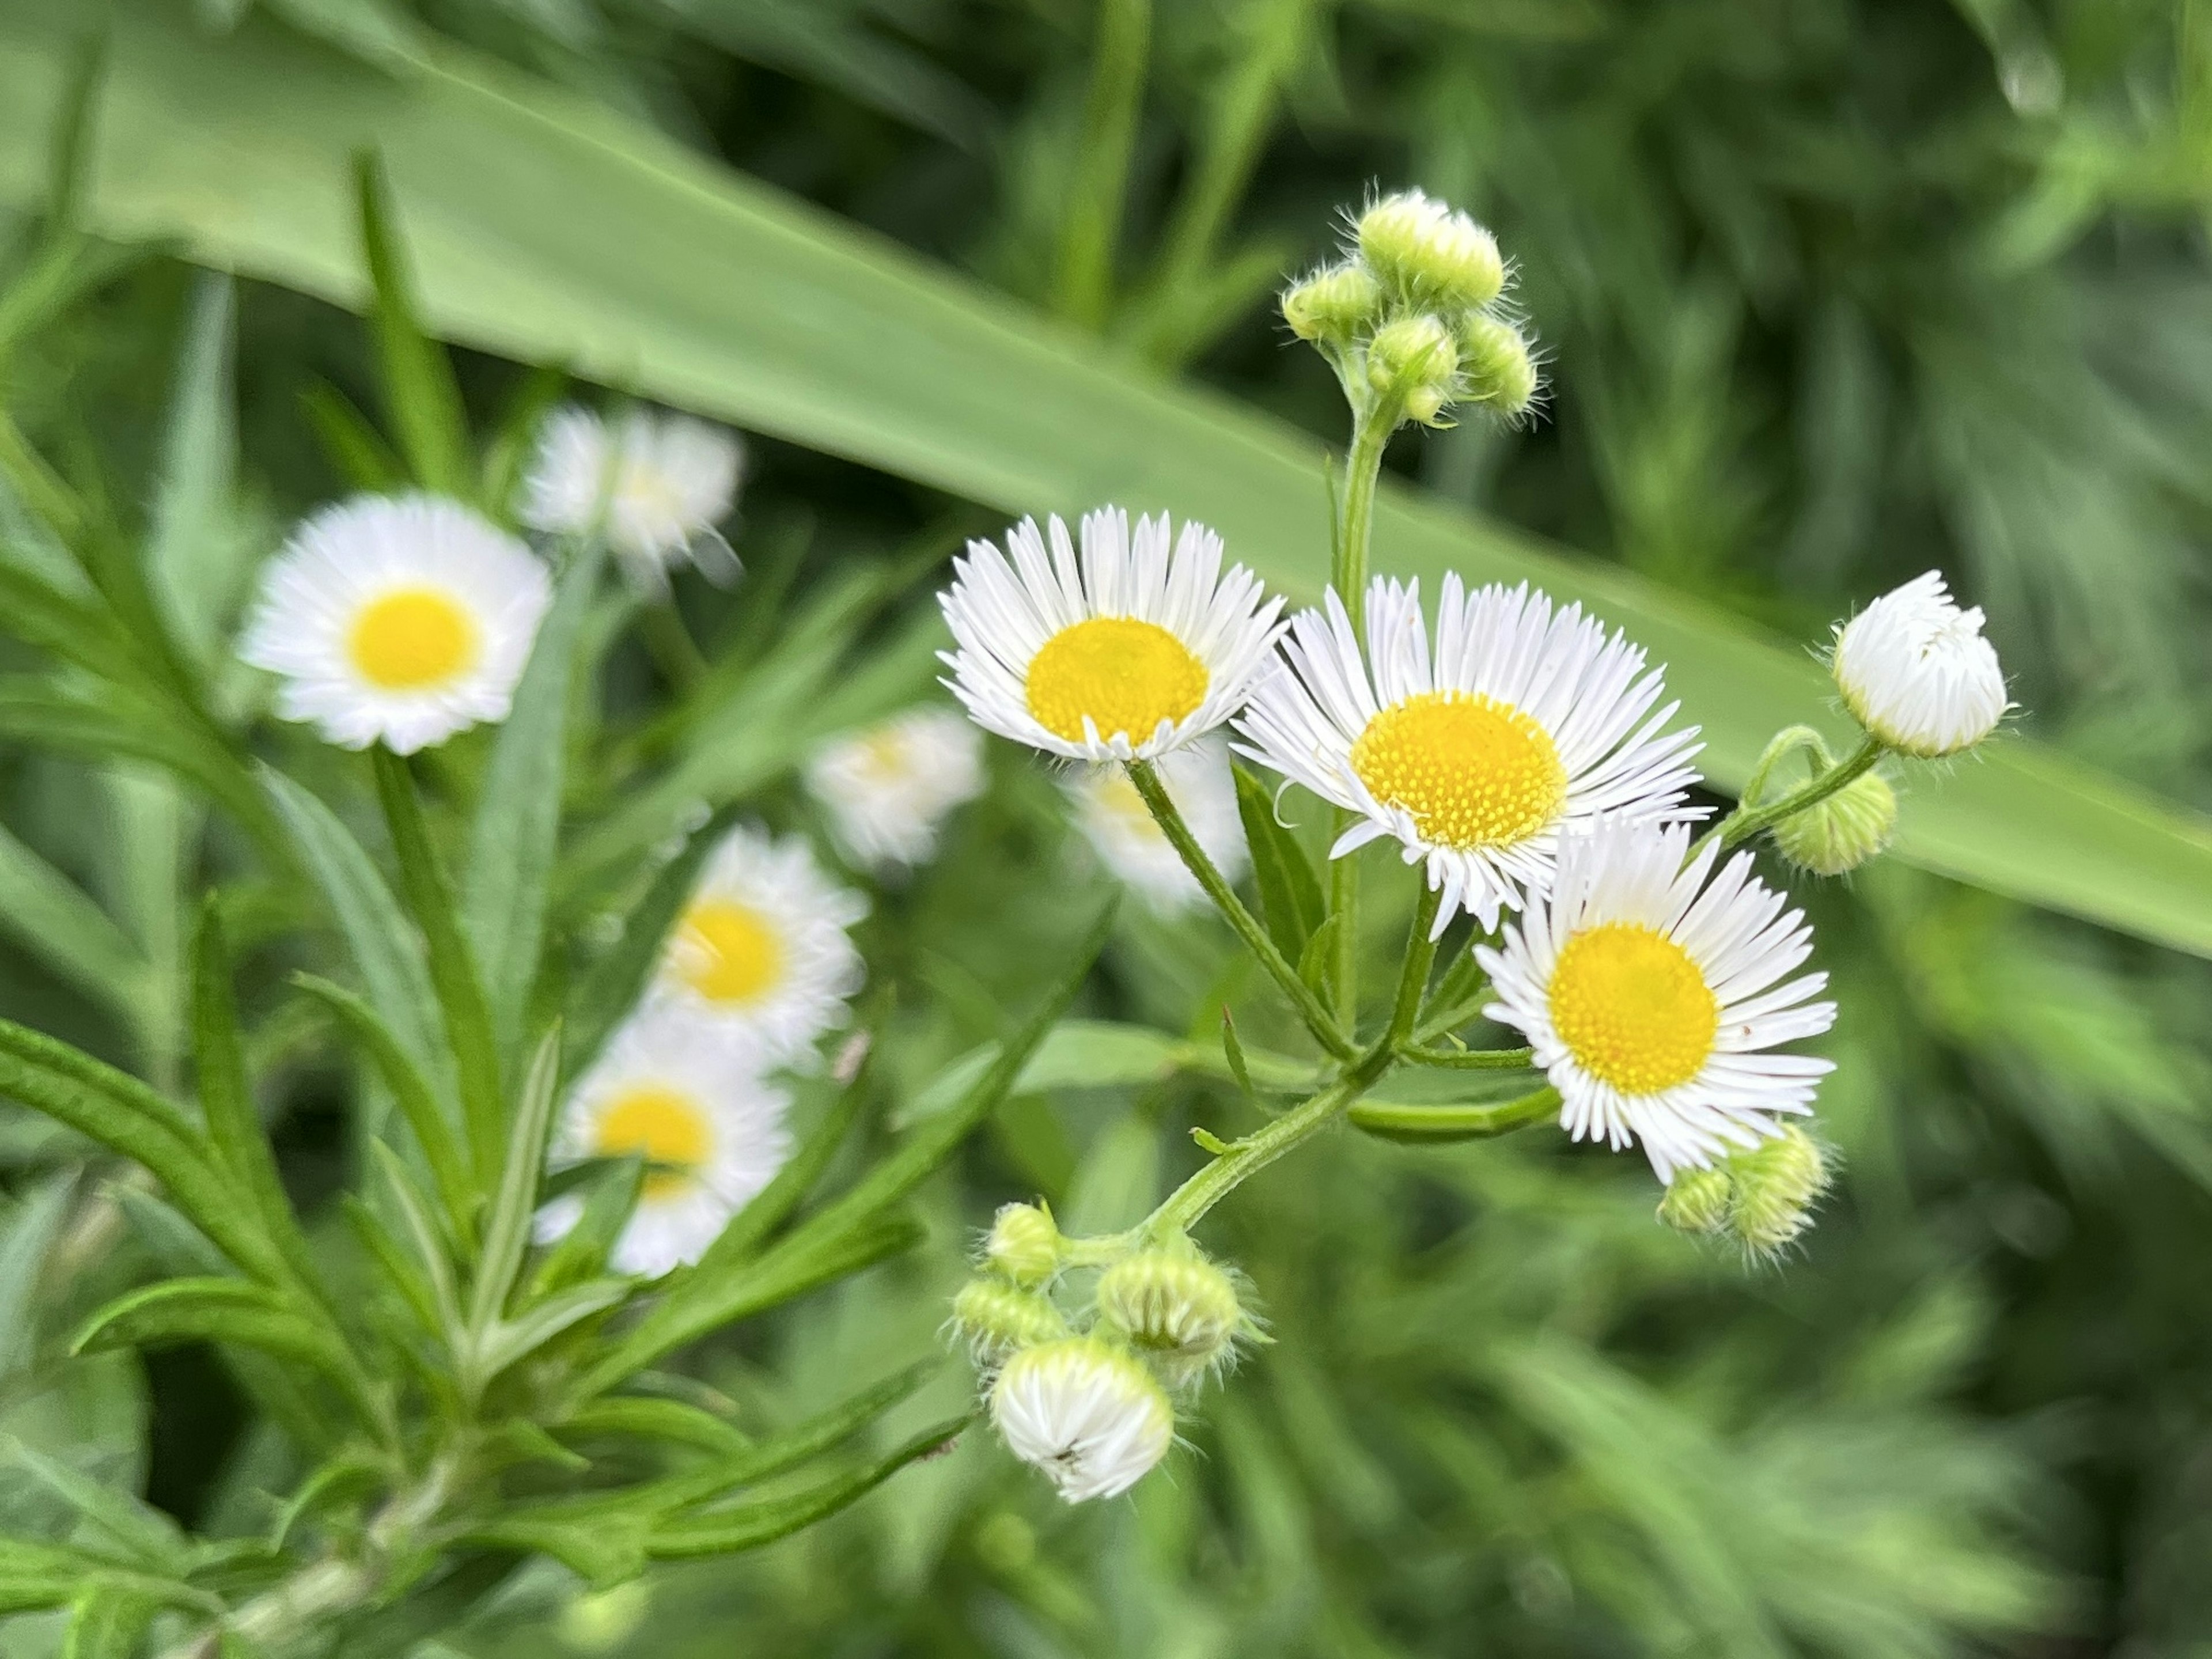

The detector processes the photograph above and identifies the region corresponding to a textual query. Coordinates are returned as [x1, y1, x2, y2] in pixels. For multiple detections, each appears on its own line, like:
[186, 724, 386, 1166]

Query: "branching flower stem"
[1127, 757, 1354, 1060]
[1696, 731, 1884, 857]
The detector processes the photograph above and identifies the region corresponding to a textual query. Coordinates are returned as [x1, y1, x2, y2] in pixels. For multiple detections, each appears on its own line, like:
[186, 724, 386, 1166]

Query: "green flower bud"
[1094, 1247, 1249, 1388]
[1357, 189, 1506, 312]
[558, 1583, 651, 1651]
[1281, 262, 1384, 344]
[1656, 1165, 1733, 1236]
[950, 1278, 1069, 1366]
[1771, 769, 1897, 877]
[1728, 1127, 1831, 1256]
[1458, 312, 1540, 418]
[1366, 313, 1460, 421]
[982, 1201, 1061, 1286]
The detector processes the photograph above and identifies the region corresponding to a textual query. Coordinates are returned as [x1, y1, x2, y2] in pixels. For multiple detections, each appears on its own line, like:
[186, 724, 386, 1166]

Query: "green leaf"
[190, 902, 310, 1271]
[0, 1017, 278, 1281]
[70, 1278, 344, 1374]
[2, 10, 2199, 953]
[646, 1416, 971, 1559]
[259, 765, 445, 1086]
[362, 1140, 462, 1335]
[901, 1016, 1182, 1124]
[471, 1278, 628, 1387]
[301, 378, 407, 493]
[268, 1450, 385, 1552]
[0, 561, 148, 689]
[464, 539, 604, 1060]
[1297, 914, 1339, 998]
[523, 1155, 640, 1300]
[146, 271, 252, 663]
[294, 974, 472, 1230]
[467, 1031, 560, 1331]
[354, 150, 472, 497]
[1347, 1085, 1561, 1144]
[63, 1585, 164, 1659]
[684, 1055, 872, 1275]
[371, 748, 504, 1180]
[0, 1173, 73, 1377]
[0, 1436, 187, 1569]
[0, 820, 149, 1022]
[553, 1396, 749, 1457]
[1233, 762, 1323, 964]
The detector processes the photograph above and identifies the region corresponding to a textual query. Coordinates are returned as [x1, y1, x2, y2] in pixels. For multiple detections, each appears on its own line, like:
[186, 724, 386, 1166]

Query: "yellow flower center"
[1349, 691, 1567, 849]
[675, 899, 785, 1007]
[590, 1085, 712, 1198]
[1025, 618, 1208, 746]
[347, 588, 479, 691]
[1547, 923, 1717, 1094]
[858, 729, 914, 779]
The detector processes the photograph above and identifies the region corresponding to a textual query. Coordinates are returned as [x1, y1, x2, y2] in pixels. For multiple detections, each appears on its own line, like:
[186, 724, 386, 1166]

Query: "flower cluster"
[948, 1204, 1256, 1502]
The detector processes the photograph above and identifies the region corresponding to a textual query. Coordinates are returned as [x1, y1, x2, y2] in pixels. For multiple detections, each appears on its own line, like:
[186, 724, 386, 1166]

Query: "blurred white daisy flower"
[1237, 577, 1703, 935]
[653, 825, 867, 1065]
[240, 494, 551, 755]
[803, 707, 986, 872]
[1831, 570, 2009, 757]
[521, 405, 742, 585]
[537, 1007, 791, 1277]
[1478, 819, 1837, 1185]
[938, 507, 1284, 762]
[990, 1336, 1175, 1503]
[1063, 737, 1247, 912]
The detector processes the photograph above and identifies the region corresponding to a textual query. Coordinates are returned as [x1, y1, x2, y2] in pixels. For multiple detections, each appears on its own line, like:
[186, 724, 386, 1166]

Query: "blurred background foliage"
[5, 0, 2212, 1653]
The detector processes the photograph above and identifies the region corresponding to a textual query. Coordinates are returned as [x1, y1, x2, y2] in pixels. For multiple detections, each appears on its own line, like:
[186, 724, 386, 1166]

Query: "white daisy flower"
[1832, 570, 2009, 757]
[240, 494, 552, 755]
[652, 825, 868, 1065]
[803, 707, 986, 873]
[537, 1007, 792, 1277]
[938, 507, 1285, 762]
[1063, 737, 1247, 913]
[1476, 819, 1837, 1185]
[1236, 576, 1704, 935]
[520, 405, 742, 584]
[990, 1337, 1175, 1503]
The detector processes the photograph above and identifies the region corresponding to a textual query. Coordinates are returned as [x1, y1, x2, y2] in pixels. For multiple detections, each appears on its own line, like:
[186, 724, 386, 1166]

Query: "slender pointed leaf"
[0, 821, 149, 1021]
[1233, 761, 1323, 963]
[467, 1031, 560, 1330]
[71, 1277, 344, 1374]
[354, 151, 471, 497]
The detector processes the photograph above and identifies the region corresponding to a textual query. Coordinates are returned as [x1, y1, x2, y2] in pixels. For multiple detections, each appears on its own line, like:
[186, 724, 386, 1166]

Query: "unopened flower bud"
[981, 1201, 1060, 1287]
[1281, 262, 1383, 344]
[1832, 571, 2009, 757]
[1656, 1165, 1732, 1236]
[1095, 1248, 1247, 1388]
[1728, 1126, 1830, 1255]
[950, 1278, 1068, 1367]
[1458, 312, 1539, 418]
[1366, 314, 1460, 418]
[1357, 189, 1506, 312]
[990, 1336, 1174, 1503]
[1771, 768, 1897, 877]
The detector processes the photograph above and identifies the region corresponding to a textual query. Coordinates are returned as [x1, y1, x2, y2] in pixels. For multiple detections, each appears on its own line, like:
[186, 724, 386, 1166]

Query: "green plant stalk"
[1700, 732, 1884, 856]
[639, 596, 708, 693]
[1346, 1085, 1560, 1141]
[1143, 881, 1441, 1235]
[1056, 0, 1153, 329]
[1325, 399, 1394, 1031]
[1126, 757, 1354, 1059]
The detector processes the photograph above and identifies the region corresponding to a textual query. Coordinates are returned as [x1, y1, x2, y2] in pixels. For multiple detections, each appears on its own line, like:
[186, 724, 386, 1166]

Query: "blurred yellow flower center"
[1548, 923, 1717, 1094]
[1026, 618, 1207, 745]
[858, 729, 915, 778]
[1350, 692, 1566, 849]
[1089, 769, 1165, 841]
[347, 588, 479, 690]
[591, 1085, 711, 1198]
[675, 899, 784, 1006]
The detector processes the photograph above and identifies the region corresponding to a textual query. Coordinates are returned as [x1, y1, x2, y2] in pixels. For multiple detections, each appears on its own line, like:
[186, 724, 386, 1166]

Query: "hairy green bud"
[1729, 1127, 1831, 1255]
[1771, 769, 1898, 877]
[1458, 312, 1540, 417]
[981, 1201, 1061, 1286]
[1281, 262, 1384, 344]
[1366, 313, 1461, 423]
[1357, 189, 1506, 311]
[1656, 1165, 1733, 1236]
[1094, 1247, 1249, 1388]
[950, 1278, 1069, 1366]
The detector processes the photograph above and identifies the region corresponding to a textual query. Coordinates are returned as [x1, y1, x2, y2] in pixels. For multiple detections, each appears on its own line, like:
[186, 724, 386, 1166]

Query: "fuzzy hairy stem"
[1698, 732, 1884, 857]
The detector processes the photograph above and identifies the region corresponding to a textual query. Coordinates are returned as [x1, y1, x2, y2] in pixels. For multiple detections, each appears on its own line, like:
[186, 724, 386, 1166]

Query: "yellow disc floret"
[1025, 618, 1208, 746]
[676, 899, 785, 1006]
[592, 1085, 713, 1197]
[347, 588, 479, 690]
[1350, 691, 1567, 849]
[1548, 923, 1718, 1094]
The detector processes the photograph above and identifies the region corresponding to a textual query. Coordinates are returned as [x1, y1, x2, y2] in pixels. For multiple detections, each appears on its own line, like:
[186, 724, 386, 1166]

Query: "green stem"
[1399, 1043, 1533, 1070]
[1127, 759, 1353, 1059]
[1736, 725, 1830, 811]
[1347, 1084, 1560, 1143]
[1332, 407, 1392, 645]
[639, 597, 707, 694]
[1698, 732, 1884, 858]
[1056, 0, 1153, 329]
[1384, 884, 1442, 1048]
[1146, 1070, 1375, 1235]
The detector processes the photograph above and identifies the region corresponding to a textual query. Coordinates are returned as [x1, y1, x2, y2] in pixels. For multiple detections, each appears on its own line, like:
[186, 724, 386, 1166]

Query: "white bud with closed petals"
[1832, 573, 2009, 757]
[989, 1338, 1174, 1503]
